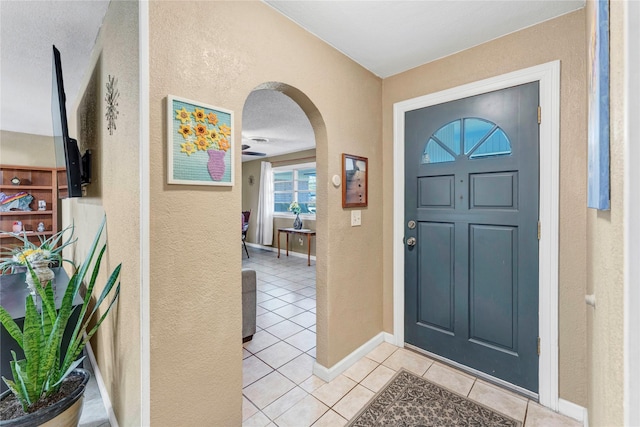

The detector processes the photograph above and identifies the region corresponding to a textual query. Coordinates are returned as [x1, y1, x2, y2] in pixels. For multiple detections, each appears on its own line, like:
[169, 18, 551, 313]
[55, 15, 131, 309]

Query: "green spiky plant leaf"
[0, 216, 120, 413]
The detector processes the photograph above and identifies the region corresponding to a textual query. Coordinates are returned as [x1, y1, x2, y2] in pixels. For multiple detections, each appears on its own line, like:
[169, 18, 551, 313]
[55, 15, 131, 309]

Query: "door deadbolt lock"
[407, 220, 416, 229]
[406, 237, 417, 247]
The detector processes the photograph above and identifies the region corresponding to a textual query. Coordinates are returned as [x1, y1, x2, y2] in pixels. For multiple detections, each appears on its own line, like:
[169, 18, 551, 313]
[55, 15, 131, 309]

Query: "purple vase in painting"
[207, 149, 226, 181]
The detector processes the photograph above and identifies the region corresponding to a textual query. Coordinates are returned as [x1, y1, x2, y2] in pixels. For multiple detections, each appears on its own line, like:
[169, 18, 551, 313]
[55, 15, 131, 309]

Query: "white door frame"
[625, 1, 640, 424]
[392, 61, 560, 410]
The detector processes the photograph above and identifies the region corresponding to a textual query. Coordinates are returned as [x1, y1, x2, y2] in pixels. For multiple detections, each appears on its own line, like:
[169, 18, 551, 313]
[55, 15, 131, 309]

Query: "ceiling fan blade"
[242, 151, 267, 157]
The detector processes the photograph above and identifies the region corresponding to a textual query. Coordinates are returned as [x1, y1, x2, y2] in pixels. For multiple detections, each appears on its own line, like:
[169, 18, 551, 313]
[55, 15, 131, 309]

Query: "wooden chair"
[242, 210, 251, 258]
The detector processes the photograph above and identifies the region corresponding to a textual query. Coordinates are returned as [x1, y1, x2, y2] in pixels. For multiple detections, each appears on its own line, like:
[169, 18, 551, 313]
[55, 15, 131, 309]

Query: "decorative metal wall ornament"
[105, 75, 120, 135]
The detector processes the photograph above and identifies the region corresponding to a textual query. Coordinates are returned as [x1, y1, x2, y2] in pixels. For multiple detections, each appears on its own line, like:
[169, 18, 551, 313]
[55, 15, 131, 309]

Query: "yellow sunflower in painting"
[180, 141, 196, 156]
[178, 124, 193, 139]
[207, 112, 218, 125]
[193, 108, 206, 122]
[175, 107, 191, 124]
[195, 123, 208, 136]
[218, 137, 230, 152]
[195, 137, 210, 151]
[219, 123, 231, 137]
[209, 128, 220, 142]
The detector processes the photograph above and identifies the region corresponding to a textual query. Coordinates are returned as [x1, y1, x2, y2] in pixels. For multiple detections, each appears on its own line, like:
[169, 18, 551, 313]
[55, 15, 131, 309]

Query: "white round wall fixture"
[331, 175, 341, 187]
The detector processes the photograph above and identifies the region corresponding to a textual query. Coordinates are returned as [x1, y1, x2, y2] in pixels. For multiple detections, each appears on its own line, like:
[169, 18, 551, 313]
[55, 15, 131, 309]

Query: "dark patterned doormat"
[347, 369, 522, 427]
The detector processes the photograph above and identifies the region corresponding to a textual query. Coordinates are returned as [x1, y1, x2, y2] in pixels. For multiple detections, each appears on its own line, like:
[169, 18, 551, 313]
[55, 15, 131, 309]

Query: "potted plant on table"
[289, 201, 303, 230]
[0, 217, 121, 426]
[0, 224, 76, 297]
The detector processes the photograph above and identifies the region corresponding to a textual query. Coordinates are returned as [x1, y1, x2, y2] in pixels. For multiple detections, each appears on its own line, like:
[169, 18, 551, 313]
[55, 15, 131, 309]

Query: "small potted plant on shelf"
[0, 223, 76, 273]
[0, 217, 121, 426]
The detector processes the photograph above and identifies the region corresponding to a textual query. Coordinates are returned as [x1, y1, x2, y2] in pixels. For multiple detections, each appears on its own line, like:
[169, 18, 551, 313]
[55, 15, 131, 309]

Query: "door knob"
[406, 237, 417, 247]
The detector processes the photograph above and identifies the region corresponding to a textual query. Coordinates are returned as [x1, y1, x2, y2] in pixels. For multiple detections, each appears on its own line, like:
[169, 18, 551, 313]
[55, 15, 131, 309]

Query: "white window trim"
[272, 161, 317, 218]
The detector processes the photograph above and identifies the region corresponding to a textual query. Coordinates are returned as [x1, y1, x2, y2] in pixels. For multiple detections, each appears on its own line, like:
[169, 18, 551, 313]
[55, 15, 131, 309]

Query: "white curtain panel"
[256, 161, 274, 245]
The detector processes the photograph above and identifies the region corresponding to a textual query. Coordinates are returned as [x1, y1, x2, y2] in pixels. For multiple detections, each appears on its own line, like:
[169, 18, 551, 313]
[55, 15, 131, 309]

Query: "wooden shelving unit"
[0, 165, 58, 248]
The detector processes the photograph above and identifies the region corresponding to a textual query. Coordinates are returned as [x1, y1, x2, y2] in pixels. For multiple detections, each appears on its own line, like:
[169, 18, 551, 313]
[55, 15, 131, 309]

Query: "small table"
[277, 228, 316, 266]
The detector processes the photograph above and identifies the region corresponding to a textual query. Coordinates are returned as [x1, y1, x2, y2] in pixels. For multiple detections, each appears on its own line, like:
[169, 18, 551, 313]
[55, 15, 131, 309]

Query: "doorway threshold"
[404, 343, 539, 401]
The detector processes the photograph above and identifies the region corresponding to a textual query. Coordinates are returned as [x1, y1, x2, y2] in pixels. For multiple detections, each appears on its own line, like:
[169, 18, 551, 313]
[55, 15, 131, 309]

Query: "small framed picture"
[38, 200, 47, 211]
[167, 95, 234, 186]
[342, 153, 368, 208]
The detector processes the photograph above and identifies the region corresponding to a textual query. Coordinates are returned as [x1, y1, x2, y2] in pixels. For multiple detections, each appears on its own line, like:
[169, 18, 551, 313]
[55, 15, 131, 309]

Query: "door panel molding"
[393, 61, 560, 409]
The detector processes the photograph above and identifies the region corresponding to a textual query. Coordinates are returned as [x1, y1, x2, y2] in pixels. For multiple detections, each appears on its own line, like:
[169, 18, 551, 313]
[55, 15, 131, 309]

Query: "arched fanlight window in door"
[422, 118, 512, 164]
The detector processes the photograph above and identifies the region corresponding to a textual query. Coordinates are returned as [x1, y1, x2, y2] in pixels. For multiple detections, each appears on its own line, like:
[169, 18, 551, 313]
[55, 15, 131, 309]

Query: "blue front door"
[404, 82, 540, 392]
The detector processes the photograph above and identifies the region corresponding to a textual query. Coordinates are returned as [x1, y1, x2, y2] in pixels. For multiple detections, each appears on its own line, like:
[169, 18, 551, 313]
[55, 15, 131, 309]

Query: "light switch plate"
[351, 210, 362, 226]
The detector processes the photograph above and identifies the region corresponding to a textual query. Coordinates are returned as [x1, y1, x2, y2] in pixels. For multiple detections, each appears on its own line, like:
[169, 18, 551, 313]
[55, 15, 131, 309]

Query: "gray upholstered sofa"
[242, 269, 257, 342]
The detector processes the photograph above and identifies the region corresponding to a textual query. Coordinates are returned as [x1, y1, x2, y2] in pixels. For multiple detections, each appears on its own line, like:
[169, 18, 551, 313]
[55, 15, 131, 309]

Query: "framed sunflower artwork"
[167, 95, 234, 186]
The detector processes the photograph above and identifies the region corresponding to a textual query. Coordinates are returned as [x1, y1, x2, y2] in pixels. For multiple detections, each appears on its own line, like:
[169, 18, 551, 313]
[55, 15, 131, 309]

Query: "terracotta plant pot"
[0, 369, 90, 427]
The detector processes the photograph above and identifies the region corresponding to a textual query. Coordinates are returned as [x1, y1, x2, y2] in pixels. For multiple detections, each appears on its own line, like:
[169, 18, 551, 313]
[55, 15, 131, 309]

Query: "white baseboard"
[313, 332, 396, 382]
[558, 398, 588, 425]
[85, 341, 119, 427]
[245, 242, 316, 261]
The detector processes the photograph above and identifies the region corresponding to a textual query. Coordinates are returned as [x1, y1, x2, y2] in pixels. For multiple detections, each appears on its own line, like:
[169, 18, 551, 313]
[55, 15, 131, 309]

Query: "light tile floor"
[79, 357, 110, 427]
[242, 247, 581, 427]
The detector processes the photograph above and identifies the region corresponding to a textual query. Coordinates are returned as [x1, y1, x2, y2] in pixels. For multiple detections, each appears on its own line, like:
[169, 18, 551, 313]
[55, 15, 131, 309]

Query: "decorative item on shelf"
[38, 200, 47, 211]
[0, 217, 121, 425]
[289, 201, 303, 230]
[37, 222, 45, 233]
[12, 221, 22, 233]
[0, 192, 33, 212]
[10, 177, 20, 185]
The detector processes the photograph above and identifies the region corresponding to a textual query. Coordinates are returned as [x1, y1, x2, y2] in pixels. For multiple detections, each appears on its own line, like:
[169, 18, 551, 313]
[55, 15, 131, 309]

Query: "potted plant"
[0, 217, 121, 426]
[0, 224, 76, 299]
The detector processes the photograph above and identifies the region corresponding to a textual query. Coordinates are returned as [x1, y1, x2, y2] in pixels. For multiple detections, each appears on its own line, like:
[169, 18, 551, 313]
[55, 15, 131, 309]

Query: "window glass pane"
[274, 181, 293, 192]
[272, 166, 317, 215]
[297, 168, 315, 181]
[298, 203, 316, 214]
[274, 203, 290, 213]
[422, 138, 455, 164]
[298, 180, 310, 191]
[274, 171, 293, 181]
[274, 192, 293, 203]
[470, 128, 512, 159]
[298, 192, 313, 203]
[464, 118, 494, 154]
[433, 120, 461, 155]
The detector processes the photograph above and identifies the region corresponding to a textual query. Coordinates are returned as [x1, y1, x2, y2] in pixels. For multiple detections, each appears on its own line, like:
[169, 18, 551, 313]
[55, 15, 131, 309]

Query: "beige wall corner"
[66, 1, 141, 425]
[0, 130, 56, 167]
[149, 1, 382, 424]
[586, 0, 625, 425]
[382, 10, 588, 406]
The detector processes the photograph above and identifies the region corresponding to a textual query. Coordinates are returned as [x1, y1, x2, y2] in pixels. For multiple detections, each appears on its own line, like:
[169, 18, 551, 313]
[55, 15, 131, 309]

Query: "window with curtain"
[273, 163, 316, 215]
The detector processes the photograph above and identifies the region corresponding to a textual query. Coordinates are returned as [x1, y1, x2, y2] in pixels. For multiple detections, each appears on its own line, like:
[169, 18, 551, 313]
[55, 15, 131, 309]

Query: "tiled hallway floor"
[242, 247, 580, 427]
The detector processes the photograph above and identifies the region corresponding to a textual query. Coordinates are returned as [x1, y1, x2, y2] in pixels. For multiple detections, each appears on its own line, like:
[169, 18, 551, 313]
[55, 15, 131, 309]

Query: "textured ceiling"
[0, 0, 110, 137]
[241, 90, 315, 162]
[1, 0, 584, 163]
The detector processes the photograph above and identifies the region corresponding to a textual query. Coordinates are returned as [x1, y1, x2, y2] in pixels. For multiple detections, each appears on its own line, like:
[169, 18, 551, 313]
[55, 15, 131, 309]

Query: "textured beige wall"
[382, 10, 588, 405]
[0, 130, 55, 167]
[586, 0, 625, 424]
[65, 1, 140, 425]
[242, 149, 317, 256]
[149, 2, 382, 424]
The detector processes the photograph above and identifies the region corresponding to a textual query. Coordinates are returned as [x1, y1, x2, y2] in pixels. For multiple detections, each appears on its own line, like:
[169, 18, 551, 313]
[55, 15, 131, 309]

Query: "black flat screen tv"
[52, 45, 90, 198]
